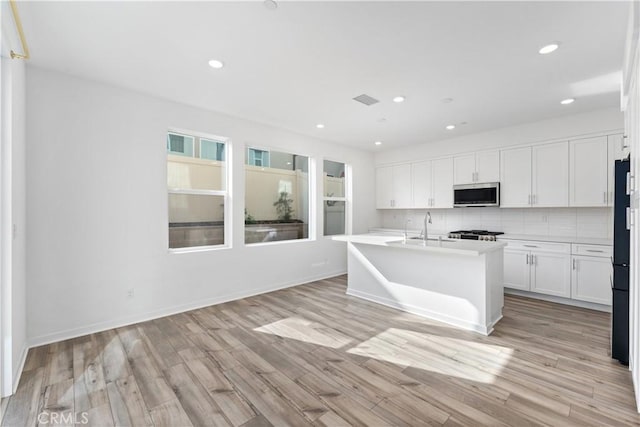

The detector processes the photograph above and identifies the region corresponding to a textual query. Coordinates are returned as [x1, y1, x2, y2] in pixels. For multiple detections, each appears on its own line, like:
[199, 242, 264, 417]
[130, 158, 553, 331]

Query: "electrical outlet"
[127, 289, 135, 298]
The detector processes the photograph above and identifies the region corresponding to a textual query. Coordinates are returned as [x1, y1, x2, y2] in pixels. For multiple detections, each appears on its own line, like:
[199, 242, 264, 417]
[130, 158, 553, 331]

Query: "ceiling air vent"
[353, 94, 379, 106]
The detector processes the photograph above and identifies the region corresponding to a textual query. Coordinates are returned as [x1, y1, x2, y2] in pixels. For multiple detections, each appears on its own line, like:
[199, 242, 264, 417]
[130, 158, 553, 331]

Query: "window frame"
[244, 144, 314, 246]
[199, 138, 226, 161]
[167, 128, 232, 253]
[322, 158, 351, 237]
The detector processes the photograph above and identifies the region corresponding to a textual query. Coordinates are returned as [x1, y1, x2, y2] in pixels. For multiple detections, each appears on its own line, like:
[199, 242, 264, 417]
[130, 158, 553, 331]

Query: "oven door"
[453, 183, 500, 207]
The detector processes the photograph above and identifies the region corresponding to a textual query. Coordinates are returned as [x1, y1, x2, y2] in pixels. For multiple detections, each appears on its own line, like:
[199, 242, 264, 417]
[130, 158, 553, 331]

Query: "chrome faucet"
[404, 218, 412, 242]
[421, 212, 432, 242]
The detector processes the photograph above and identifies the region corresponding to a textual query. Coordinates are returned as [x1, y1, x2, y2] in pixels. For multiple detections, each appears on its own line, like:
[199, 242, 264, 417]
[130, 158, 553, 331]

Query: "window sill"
[169, 244, 231, 254]
[245, 238, 314, 248]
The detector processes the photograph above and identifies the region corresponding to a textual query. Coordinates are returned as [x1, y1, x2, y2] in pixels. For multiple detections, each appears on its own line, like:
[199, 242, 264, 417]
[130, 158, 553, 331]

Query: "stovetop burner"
[448, 230, 504, 241]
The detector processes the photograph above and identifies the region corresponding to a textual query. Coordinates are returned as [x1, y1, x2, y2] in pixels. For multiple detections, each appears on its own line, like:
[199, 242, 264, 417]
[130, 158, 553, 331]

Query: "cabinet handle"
[623, 135, 629, 149]
[533, 194, 536, 205]
[526, 254, 529, 264]
[531, 255, 535, 265]
[586, 249, 604, 253]
[523, 244, 538, 248]
[603, 191, 607, 205]
[528, 195, 531, 205]
[572, 259, 576, 270]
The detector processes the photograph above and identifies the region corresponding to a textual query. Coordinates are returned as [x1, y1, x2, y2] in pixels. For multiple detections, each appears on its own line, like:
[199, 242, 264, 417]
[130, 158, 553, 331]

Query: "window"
[167, 133, 195, 157]
[245, 147, 309, 244]
[247, 148, 270, 167]
[323, 160, 348, 236]
[167, 130, 229, 249]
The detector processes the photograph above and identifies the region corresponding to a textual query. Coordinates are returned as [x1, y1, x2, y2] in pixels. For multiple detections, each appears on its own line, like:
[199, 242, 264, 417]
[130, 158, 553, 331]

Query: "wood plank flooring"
[3, 275, 639, 426]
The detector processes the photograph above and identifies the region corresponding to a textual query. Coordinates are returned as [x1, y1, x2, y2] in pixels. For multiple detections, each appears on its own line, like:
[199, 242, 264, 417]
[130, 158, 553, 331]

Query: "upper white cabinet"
[453, 150, 499, 185]
[531, 142, 569, 207]
[375, 164, 412, 209]
[412, 157, 453, 208]
[501, 142, 568, 208]
[411, 161, 432, 208]
[500, 147, 532, 207]
[431, 157, 454, 208]
[569, 136, 608, 207]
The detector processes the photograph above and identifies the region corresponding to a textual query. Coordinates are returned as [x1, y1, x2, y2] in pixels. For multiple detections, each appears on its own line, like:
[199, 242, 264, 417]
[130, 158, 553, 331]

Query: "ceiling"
[20, 1, 629, 151]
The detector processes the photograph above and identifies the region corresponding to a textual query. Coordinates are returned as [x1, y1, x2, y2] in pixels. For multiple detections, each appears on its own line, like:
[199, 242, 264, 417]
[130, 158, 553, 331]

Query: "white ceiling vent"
[353, 94, 379, 106]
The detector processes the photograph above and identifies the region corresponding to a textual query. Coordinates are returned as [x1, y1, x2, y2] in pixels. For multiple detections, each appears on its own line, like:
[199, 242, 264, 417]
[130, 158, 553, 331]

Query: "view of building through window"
[245, 147, 310, 244]
[323, 160, 347, 235]
[167, 131, 228, 249]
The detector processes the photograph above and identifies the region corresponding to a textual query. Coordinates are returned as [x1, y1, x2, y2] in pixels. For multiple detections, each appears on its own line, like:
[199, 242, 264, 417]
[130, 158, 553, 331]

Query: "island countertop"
[333, 234, 507, 256]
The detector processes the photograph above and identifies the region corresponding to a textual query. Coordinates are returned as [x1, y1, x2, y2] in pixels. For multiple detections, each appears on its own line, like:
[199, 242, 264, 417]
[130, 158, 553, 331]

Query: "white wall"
[1, 11, 28, 395]
[375, 107, 623, 165]
[25, 66, 377, 345]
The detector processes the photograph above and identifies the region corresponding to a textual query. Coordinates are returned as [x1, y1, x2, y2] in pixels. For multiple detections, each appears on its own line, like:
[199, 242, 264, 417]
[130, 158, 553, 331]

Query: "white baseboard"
[11, 345, 28, 394]
[28, 270, 346, 348]
[504, 289, 612, 312]
[347, 288, 497, 336]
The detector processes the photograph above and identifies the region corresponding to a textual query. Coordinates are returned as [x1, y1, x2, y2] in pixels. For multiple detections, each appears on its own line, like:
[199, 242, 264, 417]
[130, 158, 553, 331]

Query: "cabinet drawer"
[500, 240, 570, 254]
[571, 244, 612, 258]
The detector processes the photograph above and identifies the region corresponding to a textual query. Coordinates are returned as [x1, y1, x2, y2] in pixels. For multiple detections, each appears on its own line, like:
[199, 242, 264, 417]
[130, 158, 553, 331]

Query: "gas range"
[448, 230, 504, 241]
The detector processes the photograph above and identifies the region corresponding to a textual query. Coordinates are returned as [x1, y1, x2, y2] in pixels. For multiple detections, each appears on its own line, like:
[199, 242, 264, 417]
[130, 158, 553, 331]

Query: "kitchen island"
[333, 234, 507, 335]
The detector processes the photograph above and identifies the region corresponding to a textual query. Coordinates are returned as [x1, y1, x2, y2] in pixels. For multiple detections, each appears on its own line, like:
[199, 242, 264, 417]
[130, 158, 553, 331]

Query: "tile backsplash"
[380, 207, 613, 239]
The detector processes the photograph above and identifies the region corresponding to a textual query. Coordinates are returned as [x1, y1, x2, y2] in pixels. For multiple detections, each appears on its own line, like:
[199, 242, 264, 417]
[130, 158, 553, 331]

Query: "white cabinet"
[504, 250, 531, 291]
[412, 158, 453, 208]
[375, 164, 412, 209]
[500, 147, 532, 207]
[569, 136, 608, 207]
[411, 161, 432, 208]
[501, 143, 568, 208]
[431, 157, 454, 208]
[571, 255, 612, 305]
[502, 240, 571, 298]
[453, 151, 499, 185]
[530, 252, 572, 298]
[571, 244, 613, 305]
[531, 142, 569, 207]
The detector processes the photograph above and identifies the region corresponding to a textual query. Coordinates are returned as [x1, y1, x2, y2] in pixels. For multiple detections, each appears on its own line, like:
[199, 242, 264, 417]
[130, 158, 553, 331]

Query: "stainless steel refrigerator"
[612, 158, 630, 364]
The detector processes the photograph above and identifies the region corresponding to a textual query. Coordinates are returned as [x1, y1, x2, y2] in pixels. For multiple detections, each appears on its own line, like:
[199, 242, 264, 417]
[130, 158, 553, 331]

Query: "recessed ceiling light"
[208, 59, 224, 69]
[539, 43, 559, 55]
[316, 123, 325, 129]
[560, 98, 575, 105]
[264, 0, 278, 10]
[445, 125, 456, 130]
[374, 141, 382, 146]
[441, 98, 454, 104]
[393, 96, 405, 103]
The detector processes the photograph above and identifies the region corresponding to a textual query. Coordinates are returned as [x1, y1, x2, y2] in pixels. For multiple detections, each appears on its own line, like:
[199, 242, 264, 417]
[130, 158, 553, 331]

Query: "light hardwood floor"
[3, 275, 639, 426]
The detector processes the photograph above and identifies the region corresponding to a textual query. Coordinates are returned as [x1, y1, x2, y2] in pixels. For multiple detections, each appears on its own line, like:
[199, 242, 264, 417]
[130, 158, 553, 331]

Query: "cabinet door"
[531, 252, 571, 297]
[504, 250, 531, 291]
[608, 134, 626, 207]
[571, 256, 612, 305]
[500, 147, 532, 207]
[431, 157, 454, 208]
[476, 150, 500, 183]
[532, 142, 569, 207]
[569, 137, 608, 207]
[392, 164, 413, 209]
[375, 166, 394, 208]
[412, 161, 432, 208]
[453, 154, 476, 185]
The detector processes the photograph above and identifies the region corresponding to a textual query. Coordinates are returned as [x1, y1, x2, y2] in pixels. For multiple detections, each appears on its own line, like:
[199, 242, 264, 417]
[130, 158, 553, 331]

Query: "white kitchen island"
[333, 234, 507, 335]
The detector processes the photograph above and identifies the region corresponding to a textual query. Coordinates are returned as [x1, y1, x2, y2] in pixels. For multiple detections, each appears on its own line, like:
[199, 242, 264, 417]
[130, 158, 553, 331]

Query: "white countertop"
[368, 228, 612, 246]
[333, 234, 507, 256]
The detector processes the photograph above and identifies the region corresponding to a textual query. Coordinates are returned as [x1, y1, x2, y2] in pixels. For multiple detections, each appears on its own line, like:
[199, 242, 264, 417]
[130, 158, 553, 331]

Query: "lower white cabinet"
[503, 247, 570, 297]
[503, 240, 613, 307]
[530, 251, 571, 298]
[571, 255, 612, 305]
[504, 250, 531, 291]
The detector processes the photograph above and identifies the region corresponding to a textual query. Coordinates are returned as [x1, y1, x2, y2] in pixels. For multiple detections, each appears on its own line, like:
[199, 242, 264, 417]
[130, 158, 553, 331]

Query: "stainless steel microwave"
[453, 182, 500, 207]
